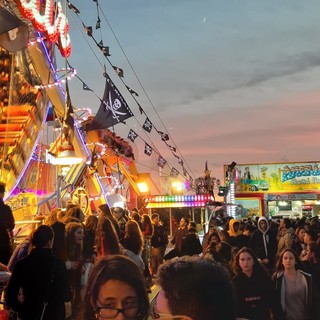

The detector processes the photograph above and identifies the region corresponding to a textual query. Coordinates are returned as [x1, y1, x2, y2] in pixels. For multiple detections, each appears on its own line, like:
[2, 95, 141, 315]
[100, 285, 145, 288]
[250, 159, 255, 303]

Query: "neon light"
[145, 195, 214, 203]
[17, 0, 72, 57]
[35, 67, 76, 89]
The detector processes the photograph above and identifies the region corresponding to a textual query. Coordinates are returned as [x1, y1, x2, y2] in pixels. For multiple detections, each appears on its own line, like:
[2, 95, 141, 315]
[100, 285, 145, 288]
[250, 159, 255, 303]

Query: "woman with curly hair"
[232, 247, 284, 320]
[78, 255, 150, 320]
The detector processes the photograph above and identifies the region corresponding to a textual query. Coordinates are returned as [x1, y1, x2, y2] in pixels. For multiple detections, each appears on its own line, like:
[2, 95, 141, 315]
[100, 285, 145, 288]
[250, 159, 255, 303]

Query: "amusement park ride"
[0, 0, 143, 228]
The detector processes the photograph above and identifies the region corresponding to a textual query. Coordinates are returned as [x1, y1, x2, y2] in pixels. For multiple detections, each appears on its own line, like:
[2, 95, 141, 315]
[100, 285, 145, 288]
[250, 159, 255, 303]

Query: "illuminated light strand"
[17, 0, 72, 57]
[145, 194, 214, 203]
[28, 36, 46, 46]
[35, 67, 77, 89]
[74, 108, 92, 124]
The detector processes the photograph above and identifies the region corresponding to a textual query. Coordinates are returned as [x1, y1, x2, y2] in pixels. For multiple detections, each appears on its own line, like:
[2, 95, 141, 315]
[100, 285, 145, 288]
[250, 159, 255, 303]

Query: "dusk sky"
[63, 0, 320, 187]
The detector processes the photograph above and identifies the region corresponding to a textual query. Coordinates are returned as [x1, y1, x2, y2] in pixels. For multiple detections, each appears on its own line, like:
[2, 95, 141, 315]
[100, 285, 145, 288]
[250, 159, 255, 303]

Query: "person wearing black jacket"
[180, 221, 202, 257]
[232, 247, 284, 320]
[0, 182, 15, 265]
[151, 213, 168, 276]
[5, 225, 71, 320]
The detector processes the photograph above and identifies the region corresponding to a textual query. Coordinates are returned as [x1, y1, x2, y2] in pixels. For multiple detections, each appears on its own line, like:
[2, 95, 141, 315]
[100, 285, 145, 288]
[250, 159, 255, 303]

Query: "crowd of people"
[1, 184, 320, 319]
[0, 194, 171, 319]
[201, 215, 320, 320]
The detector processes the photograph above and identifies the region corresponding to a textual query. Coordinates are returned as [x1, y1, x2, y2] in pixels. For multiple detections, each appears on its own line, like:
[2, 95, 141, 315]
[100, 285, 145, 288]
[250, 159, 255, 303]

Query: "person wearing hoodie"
[251, 217, 278, 273]
[227, 218, 243, 249]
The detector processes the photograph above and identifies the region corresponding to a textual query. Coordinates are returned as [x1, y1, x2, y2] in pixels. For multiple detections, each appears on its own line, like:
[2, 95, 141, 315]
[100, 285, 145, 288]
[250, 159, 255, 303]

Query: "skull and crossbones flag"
[88, 74, 133, 130]
[170, 167, 179, 178]
[157, 155, 167, 168]
[144, 143, 153, 156]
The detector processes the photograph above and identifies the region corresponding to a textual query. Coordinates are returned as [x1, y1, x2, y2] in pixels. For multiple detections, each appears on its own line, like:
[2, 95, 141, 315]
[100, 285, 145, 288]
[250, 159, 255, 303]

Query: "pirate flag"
[88, 74, 133, 130]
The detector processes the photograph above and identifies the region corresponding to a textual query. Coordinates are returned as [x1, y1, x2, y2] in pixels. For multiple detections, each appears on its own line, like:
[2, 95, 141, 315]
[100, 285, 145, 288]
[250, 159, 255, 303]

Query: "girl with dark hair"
[141, 214, 153, 281]
[45, 208, 67, 261]
[300, 241, 320, 291]
[65, 222, 84, 318]
[83, 214, 98, 262]
[95, 216, 120, 259]
[232, 247, 284, 320]
[63, 205, 85, 224]
[291, 226, 306, 257]
[121, 220, 145, 271]
[273, 248, 320, 320]
[98, 204, 121, 239]
[79, 255, 150, 320]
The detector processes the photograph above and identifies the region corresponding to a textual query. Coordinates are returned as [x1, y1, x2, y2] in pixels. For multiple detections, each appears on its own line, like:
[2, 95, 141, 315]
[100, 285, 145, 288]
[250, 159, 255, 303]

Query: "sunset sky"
[63, 0, 320, 187]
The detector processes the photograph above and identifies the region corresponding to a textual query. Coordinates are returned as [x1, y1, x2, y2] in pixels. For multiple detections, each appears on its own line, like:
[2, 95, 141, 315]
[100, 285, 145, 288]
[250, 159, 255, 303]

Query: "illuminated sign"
[226, 161, 320, 193]
[17, 0, 72, 57]
[145, 194, 215, 208]
[145, 194, 214, 203]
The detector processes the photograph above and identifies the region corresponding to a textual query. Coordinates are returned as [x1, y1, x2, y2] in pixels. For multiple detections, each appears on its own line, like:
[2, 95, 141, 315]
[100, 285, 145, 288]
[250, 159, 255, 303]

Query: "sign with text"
[227, 161, 320, 193]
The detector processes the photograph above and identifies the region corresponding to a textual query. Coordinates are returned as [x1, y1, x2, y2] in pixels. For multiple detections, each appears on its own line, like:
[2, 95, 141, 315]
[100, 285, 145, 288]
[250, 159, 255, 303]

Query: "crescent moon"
[202, 17, 206, 23]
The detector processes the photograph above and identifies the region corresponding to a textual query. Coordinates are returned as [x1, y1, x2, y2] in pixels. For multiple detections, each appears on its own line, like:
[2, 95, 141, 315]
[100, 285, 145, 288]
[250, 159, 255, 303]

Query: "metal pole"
[56, 166, 62, 208]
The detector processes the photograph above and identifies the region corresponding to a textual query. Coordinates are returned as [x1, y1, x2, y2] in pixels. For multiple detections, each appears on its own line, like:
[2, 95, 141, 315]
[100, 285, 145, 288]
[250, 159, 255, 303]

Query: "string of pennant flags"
[65, 0, 194, 184]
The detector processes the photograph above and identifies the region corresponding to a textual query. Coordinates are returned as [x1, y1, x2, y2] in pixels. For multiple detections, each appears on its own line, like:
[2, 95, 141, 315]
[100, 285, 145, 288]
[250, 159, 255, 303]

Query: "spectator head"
[81, 255, 149, 320]
[188, 221, 197, 232]
[112, 207, 124, 219]
[304, 229, 318, 245]
[155, 256, 236, 320]
[31, 225, 54, 248]
[275, 248, 301, 272]
[98, 204, 112, 219]
[208, 232, 220, 245]
[131, 212, 141, 224]
[232, 247, 261, 276]
[179, 217, 189, 228]
[151, 213, 160, 223]
[131, 207, 139, 214]
[280, 218, 291, 230]
[258, 217, 269, 232]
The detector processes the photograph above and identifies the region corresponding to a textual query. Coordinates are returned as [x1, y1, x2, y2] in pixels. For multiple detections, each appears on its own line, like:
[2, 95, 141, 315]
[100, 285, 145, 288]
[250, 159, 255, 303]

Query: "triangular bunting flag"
[83, 23, 93, 37]
[67, 1, 80, 14]
[125, 85, 139, 97]
[183, 167, 187, 176]
[127, 129, 138, 142]
[96, 17, 101, 29]
[113, 66, 124, 77]
[144, 143, 152, 156]
[87, 74, 133, 131]
[178, 157, 184, 166]
[138, 105, 144, 114]
[170, 167, 179, 178]
[142, 117, 153, 133]
[101, 46, 110, 57]
[158, 131, 169, 141]
[167, 143, 176, 152]
[83, 82, 93, 91]
[157, 155, 167, 168]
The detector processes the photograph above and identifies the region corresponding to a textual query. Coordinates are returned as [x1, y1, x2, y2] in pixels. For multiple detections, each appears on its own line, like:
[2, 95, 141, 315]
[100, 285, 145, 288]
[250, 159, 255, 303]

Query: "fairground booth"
[227, 161, 320, 219]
